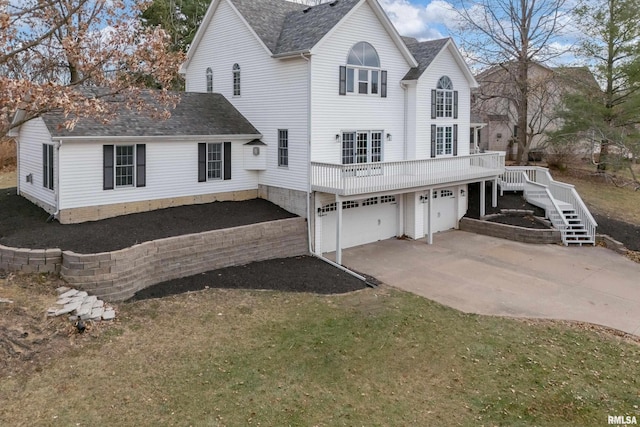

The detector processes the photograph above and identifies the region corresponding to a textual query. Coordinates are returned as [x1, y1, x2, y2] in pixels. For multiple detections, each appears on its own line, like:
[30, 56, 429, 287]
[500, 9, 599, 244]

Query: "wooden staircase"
[500, 167, 597, 246]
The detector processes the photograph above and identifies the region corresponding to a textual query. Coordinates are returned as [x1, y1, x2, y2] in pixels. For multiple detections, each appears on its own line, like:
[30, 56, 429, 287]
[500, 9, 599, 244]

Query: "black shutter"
[136, 144, 146, 187]
[381, 70, 387, 98]
[198, 143, 206, 182]
[339, 66, 346, 95]
[48, 145, 54, 190]
[453, 124, 458, 156]
[42, 145, 48, 189]
[431, 89, 437, 119]
[430, 125, 436, 158]
[103, 145, 114, 190]
[453, 90, 458, 119]
[223, 141, 231, 180]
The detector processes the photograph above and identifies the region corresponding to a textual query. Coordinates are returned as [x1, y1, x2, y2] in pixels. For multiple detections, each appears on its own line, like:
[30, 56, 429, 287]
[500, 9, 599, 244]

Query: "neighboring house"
[13, 0, 505, 263]
[472, 63, 600, 159]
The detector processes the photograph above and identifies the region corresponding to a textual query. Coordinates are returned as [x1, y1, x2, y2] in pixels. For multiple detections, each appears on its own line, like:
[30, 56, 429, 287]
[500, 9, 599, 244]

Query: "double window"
[341, 131, 382, 164]
[198, 142, 232, 182]
[103, 144, 146, 190]
[339, 42, 387, 97]
[233, 64, 241, 96]
[42, 144, 54, 190]
[206, 67, 213, 93]
[431, 76, 458, 119]
[430, 125, 458, 157]
[278, 129, 288, 167]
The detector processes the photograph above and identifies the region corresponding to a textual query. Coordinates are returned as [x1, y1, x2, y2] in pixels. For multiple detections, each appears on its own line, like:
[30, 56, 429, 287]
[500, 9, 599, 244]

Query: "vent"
[329, 0, 338, 5]
[303, 6, 311, 12]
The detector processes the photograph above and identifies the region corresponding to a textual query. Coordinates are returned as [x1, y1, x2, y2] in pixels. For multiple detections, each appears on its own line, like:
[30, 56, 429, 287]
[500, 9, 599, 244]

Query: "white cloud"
[379, 0, 449, 40]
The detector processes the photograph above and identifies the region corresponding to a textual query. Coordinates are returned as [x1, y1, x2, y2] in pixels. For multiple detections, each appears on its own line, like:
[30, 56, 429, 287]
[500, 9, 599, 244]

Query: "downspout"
[299, 54, 370, 285]
[46, 140, 61, 222]
[400, 81, 408, 160]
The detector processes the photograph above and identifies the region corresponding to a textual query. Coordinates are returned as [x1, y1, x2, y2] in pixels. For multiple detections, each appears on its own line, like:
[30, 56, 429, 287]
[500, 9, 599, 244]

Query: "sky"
[378, 0, 458, 41]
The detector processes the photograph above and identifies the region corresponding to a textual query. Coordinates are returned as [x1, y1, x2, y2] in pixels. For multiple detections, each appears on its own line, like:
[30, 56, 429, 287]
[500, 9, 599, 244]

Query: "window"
[362, 197, 378, 206]
[278, 129, 288, 167]
[440, 189, 454, 198]
[115, 145, 134, 187]
[343, 200, 359, 209]
[431, 76, 458, 119]
[430, 124, 458, 158]
[233, 63, 240, 96]
[207, 143, 222, 179]
[103, 144, 145, 190]
[513, 125, 519, 138]
[341, 131, 383, 164]
[198, 142, 231, 182]
[206, 67, 213, 93]
[42, 144, 54, 190]
[380, 195, 396, 204]
[339, 42, 387, 97]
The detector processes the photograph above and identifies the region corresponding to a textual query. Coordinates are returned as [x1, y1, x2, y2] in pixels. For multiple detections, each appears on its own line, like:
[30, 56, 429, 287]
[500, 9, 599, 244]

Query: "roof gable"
[183, 0, 417, 68]
[403, 38, 477, 87]
[41, 91, 260, 138]
[274, 0, 360, 55]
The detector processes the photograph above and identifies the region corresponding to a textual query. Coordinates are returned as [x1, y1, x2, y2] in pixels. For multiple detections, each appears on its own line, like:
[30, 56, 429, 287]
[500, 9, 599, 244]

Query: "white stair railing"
[501, 166, 597, 245]
[521, 172, 570, 244]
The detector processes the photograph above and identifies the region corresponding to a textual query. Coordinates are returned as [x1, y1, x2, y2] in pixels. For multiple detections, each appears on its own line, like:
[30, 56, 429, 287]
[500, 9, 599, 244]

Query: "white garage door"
[424, 188, 457, 235]
[321, 195, 397, 253]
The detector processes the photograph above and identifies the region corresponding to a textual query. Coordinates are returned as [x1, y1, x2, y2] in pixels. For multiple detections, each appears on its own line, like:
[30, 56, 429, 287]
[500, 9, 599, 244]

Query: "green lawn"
[2, 285, 638, 426]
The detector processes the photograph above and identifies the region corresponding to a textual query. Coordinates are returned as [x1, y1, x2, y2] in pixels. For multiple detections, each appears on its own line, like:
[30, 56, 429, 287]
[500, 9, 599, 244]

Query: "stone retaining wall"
[0, 246, 62, 273]
[459, 217, 562, 244]
[1, 217, 308, 301]
[596, 234, 628, 255]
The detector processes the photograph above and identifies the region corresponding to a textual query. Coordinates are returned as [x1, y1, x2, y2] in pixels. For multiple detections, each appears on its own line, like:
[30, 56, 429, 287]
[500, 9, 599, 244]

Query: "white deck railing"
[311, 152, 505, 196]
[501, 166, 597, 243]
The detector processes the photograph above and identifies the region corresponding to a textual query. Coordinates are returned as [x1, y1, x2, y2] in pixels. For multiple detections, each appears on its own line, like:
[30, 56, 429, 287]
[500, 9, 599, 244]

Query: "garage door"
[321, 195, 397, 253]
[424, 188, 457, 235]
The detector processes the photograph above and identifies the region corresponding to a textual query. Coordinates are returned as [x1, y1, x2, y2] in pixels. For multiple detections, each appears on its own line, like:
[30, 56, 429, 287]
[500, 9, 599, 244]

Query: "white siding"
[184, 0, 309, 192]
[415, 45, 472, 160]
[309, 2, 412, 164]
[58, 140, 258, 209]
[17, 118, 56, 211]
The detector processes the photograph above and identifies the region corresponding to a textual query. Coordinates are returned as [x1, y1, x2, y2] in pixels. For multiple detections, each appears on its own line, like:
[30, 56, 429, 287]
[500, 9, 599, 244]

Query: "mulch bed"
[486, 215, 551, 230]
[0, 188, 296, 253]
[466, 182, 640, 251]
[130, 256, 369, 301]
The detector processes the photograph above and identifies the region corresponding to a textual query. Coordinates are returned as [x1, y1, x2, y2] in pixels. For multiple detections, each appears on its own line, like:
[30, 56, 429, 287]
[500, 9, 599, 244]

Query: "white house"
[13, 0, 505, 263]
[180, 0, 504, 261]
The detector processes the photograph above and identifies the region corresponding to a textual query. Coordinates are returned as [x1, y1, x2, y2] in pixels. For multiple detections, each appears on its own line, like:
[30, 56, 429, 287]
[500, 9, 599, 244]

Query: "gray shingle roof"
[275, 0, 360, 54]
[402, 38, 449, 80]
[229, 0, 305, 53]
[229, 0, 360, 55]
[42, 91, 260, 138]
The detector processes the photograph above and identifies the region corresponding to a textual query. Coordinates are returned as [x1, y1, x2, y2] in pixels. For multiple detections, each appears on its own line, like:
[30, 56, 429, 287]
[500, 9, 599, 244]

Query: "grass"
[1, 284, 639, 426]
[551, 164, 640, 224]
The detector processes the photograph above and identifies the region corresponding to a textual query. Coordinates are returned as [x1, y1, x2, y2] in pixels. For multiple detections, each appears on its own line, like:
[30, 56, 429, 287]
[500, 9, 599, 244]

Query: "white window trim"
[206, 142, 223, 180]
[435, 125, 454, 157]
[278, 129, 289, 168]
[115, 145, 135, 188]
[341, 130, 384, 164]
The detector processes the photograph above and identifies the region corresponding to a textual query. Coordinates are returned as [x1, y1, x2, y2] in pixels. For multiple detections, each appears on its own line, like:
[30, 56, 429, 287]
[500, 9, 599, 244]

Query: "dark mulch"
[0, 188, 296, 253]
[129, 256, 369, 301]
[466, 182, 640, 251]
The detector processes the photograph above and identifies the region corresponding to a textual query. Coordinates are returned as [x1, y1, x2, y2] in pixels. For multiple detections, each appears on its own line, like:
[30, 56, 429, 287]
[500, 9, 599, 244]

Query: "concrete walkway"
[339, 231, 640, 336]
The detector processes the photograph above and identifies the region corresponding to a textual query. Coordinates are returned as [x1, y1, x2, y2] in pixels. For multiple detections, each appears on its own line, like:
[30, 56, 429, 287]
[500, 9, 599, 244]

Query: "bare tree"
[0, 0, 184, 138]
[455, 0, 571, 164]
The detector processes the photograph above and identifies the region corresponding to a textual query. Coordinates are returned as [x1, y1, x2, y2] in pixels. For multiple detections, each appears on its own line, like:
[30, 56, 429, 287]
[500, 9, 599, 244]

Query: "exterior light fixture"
[335, 134, 340, 142]
[386, 133, 392, 141]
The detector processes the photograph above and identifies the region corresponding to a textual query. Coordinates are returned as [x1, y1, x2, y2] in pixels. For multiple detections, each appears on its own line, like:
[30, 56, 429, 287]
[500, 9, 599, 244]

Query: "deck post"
[336, 197, 343, 265]
[427, 188, 433, 245]
[480, 180, 486, 217]
[492, 178, 498, 208]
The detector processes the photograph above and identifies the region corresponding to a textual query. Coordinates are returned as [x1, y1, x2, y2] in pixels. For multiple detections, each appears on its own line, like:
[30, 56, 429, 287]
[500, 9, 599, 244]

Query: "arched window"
[339, 42, 387, 97]
[206, 67, 213, 93]
[432, 75, 457, 118]
[232, 64, 241, 96]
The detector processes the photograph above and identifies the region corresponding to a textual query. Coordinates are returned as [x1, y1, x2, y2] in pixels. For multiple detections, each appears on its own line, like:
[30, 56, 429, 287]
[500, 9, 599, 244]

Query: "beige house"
[472, 63, 600, 160]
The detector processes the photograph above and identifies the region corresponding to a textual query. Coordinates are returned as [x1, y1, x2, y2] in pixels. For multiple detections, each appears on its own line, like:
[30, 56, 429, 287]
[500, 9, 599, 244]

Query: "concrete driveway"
[339, 231, 640, 336]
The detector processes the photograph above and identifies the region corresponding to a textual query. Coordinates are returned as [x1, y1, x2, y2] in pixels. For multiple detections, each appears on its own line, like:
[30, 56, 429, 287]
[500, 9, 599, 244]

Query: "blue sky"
[379, 0, 458, 41]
